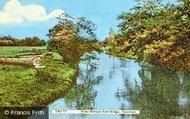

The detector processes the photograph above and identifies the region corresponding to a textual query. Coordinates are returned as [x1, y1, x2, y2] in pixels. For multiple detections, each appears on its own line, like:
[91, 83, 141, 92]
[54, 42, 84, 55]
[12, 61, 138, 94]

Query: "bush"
[0, 36, 46, 46]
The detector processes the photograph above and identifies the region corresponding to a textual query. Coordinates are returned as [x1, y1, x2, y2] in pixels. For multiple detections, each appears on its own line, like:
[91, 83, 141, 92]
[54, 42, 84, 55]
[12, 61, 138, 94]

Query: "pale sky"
[0, 0, 175, 40]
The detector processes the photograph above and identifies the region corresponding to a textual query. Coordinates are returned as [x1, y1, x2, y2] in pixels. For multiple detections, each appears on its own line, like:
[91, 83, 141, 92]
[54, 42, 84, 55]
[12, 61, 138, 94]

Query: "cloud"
[0, 0, 64, 25]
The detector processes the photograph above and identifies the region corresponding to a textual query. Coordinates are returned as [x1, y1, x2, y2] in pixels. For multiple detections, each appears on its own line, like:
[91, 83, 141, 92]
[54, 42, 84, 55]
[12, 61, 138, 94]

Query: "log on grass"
[0, 58, 34, 66]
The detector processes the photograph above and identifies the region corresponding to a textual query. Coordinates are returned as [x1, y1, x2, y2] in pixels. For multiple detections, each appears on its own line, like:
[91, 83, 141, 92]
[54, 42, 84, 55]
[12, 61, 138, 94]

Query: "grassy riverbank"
[0, 46, 76, 107]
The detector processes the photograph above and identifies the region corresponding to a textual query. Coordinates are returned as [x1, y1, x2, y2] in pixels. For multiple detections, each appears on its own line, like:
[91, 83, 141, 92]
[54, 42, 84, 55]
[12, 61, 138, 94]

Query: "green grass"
[0, 46, 47, 57]
[0, 59, 76, 107]
[0, 46, 77, 107]
[52, 52, 63, 60]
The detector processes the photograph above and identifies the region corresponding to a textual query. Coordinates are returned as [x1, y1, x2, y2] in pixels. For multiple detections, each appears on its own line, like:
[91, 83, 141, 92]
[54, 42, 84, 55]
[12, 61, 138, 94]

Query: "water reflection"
[116, 66, 190, 119]
[49, 53, 190, 119]
[179, 74, 190, 118]
[64, 53, 103, 110]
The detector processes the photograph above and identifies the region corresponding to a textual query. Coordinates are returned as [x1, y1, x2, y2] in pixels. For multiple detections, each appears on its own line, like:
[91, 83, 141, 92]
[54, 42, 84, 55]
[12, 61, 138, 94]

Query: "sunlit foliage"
[106, 0, 190, 73]
[48, 15, 99, 67]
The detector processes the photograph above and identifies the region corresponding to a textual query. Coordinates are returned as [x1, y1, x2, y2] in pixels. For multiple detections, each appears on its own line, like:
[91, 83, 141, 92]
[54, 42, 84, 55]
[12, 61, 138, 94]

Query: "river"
[48, 53, 190, 119]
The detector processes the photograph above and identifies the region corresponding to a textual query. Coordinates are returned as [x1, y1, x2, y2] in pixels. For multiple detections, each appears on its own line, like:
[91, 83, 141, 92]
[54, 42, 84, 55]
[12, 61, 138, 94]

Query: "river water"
[49, 53, 190, 119]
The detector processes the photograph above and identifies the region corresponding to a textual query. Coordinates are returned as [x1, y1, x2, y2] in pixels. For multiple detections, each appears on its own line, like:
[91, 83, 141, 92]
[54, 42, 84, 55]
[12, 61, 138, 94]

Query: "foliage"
[106, 0, 190, 73]
[48, 15, 99, 67]
[76, 17, 97, 40]
[0, 36, 46, 46]
[16, 36, 46, 46]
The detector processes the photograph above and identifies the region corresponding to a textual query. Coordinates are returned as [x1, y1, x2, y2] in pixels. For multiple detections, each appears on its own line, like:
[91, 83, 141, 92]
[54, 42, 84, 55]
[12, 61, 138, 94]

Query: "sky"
[0, 0, 175, 41]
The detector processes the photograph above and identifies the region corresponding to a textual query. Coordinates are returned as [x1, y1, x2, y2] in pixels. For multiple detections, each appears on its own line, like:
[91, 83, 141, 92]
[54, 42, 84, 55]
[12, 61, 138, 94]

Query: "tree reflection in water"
[179, 73, 190, 118]
[64, 53, 103, 110]
[115, 66, 190, 119]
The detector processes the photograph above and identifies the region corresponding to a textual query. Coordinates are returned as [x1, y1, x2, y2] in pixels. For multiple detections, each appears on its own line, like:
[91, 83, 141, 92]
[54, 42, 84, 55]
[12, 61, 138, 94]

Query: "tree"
[107, 0, 190, 73]
[48, 14, 98, 67]
[76, 17, 97, 40]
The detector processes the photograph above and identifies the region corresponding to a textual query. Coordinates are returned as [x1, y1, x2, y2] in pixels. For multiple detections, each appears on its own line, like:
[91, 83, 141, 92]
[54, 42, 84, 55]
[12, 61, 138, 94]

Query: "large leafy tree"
[48, 14, 97, 66]
[109, 0, 190, 73]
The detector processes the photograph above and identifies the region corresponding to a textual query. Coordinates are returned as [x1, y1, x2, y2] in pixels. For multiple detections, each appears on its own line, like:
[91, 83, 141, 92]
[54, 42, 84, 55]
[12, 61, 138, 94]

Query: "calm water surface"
[49, 53, 190, 119]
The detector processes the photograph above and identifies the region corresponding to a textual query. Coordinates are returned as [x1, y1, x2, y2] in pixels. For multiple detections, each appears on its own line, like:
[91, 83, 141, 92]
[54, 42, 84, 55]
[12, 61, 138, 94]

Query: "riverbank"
[105, 46, 188, 74]
[105, 47, 154, 69]
[0, 46, 77, 107]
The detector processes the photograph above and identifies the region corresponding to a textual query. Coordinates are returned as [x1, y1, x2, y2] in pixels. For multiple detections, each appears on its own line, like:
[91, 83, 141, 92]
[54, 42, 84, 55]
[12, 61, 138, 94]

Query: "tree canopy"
[106, 0, 190, 73]
[48, 14, 99, 66]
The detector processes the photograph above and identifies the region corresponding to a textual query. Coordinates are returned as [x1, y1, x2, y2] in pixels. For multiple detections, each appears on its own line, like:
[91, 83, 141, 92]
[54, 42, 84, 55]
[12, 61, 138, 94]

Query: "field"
[0, 46, 47, 57]
[0, 46, 76, 107]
